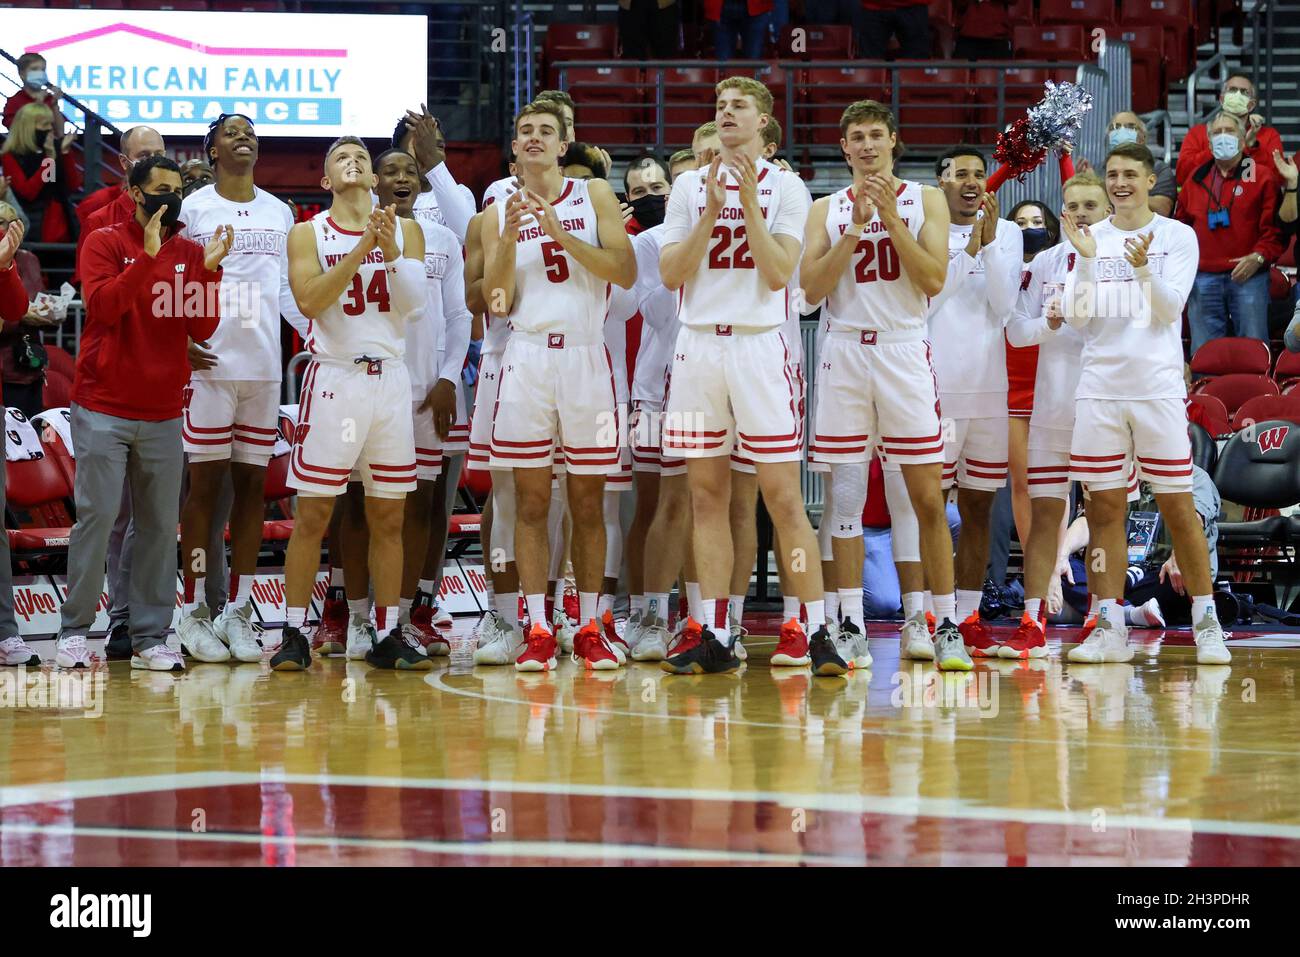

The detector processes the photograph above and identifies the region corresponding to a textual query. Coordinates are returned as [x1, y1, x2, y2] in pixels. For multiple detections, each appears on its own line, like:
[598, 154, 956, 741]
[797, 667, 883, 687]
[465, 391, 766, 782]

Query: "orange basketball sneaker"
[515, 622, 559, 672]
[667, 616, 704, 657]
[926, 611, 936, 636]
[771, 618, 812, 667]
[573, 620, 619, 671]
[600, 609, 630, 664]
[999, 612, 1048, 659]
[958, 611, 1001, 657]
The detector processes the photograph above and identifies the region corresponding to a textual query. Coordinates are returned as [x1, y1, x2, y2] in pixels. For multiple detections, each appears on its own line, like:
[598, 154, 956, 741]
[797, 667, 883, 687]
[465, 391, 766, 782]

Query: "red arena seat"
[1190, 336, 1274, 377]
[1192, 373, 1280, 417]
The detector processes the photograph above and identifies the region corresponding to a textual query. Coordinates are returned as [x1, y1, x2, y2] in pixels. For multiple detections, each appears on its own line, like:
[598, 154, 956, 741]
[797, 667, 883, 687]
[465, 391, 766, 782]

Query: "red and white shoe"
[771, 618, 811, 667]
[998, 613, 1048, 659]
[958, 611, 1001, 657]
[667, 617, 704, 657]
[600, 610, 630, 665]
[428, 601, 454, 634]
[312, 597, 349, 656]
[410, 605, 451, 656]
[573, 619, 619, 671]
[925, 611, 936, 636]
[1075, 615, 1097, 644]
[515, 623, 558, 673]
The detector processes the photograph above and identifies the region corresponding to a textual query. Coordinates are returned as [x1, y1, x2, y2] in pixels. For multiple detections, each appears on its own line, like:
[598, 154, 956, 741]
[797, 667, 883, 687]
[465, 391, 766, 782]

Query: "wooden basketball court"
[2, 619, 1298, 866]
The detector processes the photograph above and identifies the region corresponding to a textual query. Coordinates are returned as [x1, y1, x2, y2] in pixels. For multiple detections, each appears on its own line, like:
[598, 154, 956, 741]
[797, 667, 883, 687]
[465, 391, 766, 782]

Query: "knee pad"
[603, 489, 623, 580]
[829, 462, 868, 539]
[884, 467, 921, 564]
[489, 471, 516, 563]
[818, 479, 835, 562]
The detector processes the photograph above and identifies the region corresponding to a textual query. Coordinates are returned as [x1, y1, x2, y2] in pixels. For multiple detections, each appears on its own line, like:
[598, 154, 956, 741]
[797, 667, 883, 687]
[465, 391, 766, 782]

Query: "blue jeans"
[715, 0, 770, 60]
[861, 503, 962, 618]
[1187, 269, 1271, 357]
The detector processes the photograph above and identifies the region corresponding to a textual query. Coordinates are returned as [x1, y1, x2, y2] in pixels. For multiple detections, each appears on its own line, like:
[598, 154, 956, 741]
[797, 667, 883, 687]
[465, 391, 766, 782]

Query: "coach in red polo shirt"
[54, 155, 231, 673]
[1176, 110, 1283, 356]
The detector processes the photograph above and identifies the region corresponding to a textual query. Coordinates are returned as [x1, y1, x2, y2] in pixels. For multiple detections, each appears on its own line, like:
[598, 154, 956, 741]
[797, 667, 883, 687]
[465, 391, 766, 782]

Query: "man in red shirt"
[2, 53, 66, 136]
[55, 155, 232, 672]
[1176, 73, 1285, 188]
[1176, 110, 1283, 354]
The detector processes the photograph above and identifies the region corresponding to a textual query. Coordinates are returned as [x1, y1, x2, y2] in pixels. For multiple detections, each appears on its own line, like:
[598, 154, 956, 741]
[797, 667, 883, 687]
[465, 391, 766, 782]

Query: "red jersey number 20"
[342, 270, 392, 316]
[853, 236, 900, 283]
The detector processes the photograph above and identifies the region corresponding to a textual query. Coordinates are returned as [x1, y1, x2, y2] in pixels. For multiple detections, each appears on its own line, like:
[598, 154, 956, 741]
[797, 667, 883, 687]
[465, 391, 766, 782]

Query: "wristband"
[845, 222, 865, 238]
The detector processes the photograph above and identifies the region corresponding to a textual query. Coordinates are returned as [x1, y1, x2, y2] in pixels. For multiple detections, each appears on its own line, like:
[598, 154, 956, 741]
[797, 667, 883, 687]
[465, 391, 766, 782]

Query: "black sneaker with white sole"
[105, 623, 132, 661]
[366, 628, 435, 670]
[270, 627, 312, 671]
[809, 626, 848, 676]
[660, 633, 741, 675]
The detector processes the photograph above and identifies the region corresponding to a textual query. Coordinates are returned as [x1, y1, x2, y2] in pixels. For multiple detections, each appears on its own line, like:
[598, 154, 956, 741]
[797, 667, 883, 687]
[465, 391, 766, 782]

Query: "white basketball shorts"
[183, 378, 280, 466]
[1070, 397, 1193, 493]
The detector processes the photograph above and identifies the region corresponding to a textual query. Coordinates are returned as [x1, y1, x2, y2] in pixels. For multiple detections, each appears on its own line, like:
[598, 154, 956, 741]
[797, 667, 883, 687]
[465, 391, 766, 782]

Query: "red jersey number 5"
[542, 241, 570, 283]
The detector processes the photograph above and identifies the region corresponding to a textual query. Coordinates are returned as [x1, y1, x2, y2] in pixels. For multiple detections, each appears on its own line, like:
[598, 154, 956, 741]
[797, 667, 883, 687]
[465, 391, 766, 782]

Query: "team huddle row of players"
[164, 75, 1232, 678]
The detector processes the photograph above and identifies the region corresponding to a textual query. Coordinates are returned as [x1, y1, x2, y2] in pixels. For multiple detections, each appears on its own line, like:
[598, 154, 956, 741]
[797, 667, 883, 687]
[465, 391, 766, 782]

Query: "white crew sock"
[597, 593, 614, 619]
[782, 595, 801, 621]
[646, 592, 670, 623]
[579, 591, 598, 623]
[418, 577, 437, 600]
[839, 588, 864, 630]
[823, 591, 840, 624]
[933, 593, 956, 624]
[329, 566, 345, 588]
[495, 592, 521, 635]
[630, 594, 646, 617]
[955, 589, 982, 622]
[347, 597, 370, 620]
[398, 596, 414, 624]
[902, 592, 924, 620]
[804, 599, 825, 630]
[923, 591, 935, 616]
[1097, 598, 1123, 629]
[1024, 597, 1042, 624]
[1191, 594, 1218, 624]
[686, 581, 703, 621]
[525, 594, 546, 627]
[287, 607, 307, 629]
[728, 594, 745, 630]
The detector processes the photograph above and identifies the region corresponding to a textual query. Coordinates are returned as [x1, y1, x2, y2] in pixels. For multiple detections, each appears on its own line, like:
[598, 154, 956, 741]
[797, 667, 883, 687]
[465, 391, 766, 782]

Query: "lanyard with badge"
[1198, 164, 1240, 230]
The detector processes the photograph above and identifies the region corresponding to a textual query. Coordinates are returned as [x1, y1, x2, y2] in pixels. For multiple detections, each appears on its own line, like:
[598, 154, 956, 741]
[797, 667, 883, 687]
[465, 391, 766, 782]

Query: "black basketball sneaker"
[270, 626, 312, 671]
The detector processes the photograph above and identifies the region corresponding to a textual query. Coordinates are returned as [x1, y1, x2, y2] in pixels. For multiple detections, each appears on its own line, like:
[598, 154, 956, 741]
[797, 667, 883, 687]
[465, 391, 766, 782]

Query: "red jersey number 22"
[708, 225, 754, 269]
[342, 271, 392, 316]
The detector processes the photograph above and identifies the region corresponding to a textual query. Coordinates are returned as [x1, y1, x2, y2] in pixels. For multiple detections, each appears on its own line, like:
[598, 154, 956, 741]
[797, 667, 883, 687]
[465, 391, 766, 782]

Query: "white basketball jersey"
[1012, 242, 1085, 433]
[661, 157, 811, 332]
[495, 177, 608, 338]
[406, 219, 462, 399]
[823, 180, 927, 333]
[306, 211, 407, 361]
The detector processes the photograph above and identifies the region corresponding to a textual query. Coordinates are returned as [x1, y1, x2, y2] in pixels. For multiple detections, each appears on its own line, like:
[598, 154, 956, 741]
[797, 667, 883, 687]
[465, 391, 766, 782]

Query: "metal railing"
[1250, 0, 1274, 125]
[1141, 109, 1174, 165]
[1186, 52, 1230, 126]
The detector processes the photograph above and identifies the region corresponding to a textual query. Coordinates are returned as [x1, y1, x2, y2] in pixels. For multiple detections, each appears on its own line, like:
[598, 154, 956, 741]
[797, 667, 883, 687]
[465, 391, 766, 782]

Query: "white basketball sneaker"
[473, 612, 523, 665]
[1067, 614, 1134, 663]
[54, 633, 93, 669]
[131, 644, 185, 672]
[1193, 612, 1232, 665]
[346, 614, 377, 660]
[0, 635, 40, 666]
[899, 613, 934, 661]
[553, 609, 578, 656]
[177, 605, 231, 663]
[214, 603, 264, 663]
[630, 615, 670, 662]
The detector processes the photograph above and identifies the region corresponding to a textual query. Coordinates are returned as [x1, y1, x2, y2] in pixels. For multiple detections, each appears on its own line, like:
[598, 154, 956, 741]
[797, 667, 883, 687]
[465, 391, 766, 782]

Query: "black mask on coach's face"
[629, 193, 667, 229]
[138, 190, 183, 228]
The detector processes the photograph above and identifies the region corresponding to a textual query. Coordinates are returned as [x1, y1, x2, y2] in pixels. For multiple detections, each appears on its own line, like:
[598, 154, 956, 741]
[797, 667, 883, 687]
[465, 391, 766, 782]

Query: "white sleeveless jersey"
[661, 157, 812, 332]
[823, 180, 927, 333]
[178, 183, 294, 382]
[482, 176, 517, 210]
[495, 177, 609, 338]
[305, 211, 407, 361]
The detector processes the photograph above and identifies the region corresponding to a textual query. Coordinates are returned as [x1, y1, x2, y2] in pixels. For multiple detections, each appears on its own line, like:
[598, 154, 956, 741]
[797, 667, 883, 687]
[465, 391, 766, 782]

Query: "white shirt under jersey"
[661, 157, 811, 332]
[495, 177, 609, 339]
[305, 211, 408, 361]
[178, 183, 298, 381]
[482, 176, 517, 210]
[411, 164, 475, 243]
[926, 215, 1024, 418]
[822, 180, 928, 333]
[406, 219, 471, 400]
[1063, 214, 1198, 402]
[1006, 242, 1084, 432]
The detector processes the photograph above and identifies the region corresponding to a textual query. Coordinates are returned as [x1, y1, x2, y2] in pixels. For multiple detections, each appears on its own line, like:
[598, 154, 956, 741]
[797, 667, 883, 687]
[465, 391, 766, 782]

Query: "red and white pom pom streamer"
[986, 80, 1094, 192]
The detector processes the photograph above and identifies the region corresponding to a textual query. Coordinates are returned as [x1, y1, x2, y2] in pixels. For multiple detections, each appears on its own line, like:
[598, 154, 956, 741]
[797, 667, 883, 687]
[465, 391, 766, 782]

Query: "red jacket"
[75, 188, 135, 284]
[77, 218, 222, 421]
[3, 88, 42, 130]
[1175, 157, 1284, 272]
[1176, 122, 1284, 188]
[1, 150, 83, 243]
[703, 0, 772, 18]
[0, 263, 27, 390]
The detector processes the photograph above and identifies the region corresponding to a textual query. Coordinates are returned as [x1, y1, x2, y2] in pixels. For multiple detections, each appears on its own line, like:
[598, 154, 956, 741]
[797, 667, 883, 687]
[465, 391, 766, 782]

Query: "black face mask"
[34, 129, 50, 150]
[139, 190, 183, 228]
[629, 193, 667, 229]
[1021, 227, 1051, 255]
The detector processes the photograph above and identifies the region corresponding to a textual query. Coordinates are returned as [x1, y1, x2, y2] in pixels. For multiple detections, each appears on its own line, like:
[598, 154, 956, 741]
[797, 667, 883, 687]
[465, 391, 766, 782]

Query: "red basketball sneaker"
[600, 609, 629, 664]
[573, 619, 619, 671]
[999, 612, 1048, 659]
[667, 617, 704, 657]
[959, 611, 1001, 657]
[515, 623, 558, 672]
[312, 593, 348, 655]
[771, 618, 812, 667]
[410, 604, 451, 657]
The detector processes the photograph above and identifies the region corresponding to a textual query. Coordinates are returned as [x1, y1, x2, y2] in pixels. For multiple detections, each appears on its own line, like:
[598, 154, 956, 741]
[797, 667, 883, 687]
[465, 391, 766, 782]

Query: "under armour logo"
[237, 210, 250, 217]
[123, 257, 135, 265]
[321, 390, 335, 399]
[675, 354, 685, 361]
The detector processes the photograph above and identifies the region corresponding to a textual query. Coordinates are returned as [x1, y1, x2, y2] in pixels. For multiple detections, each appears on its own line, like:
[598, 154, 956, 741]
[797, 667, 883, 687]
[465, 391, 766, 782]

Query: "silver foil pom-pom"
[1025, 80, 1094, 153]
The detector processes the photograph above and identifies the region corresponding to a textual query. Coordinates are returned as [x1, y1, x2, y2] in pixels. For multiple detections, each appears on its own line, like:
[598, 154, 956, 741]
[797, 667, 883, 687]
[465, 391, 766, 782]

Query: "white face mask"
[1222, 89, 1251, 115]
[1211, 132, 1241, 160]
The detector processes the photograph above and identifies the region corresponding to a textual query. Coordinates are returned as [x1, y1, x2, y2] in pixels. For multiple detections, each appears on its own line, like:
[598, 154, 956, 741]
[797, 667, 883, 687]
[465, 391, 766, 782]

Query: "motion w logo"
[1258, 426, 1290, 452]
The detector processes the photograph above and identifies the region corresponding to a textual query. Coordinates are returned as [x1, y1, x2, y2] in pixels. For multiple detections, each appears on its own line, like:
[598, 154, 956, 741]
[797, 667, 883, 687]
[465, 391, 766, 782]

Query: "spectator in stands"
[56, 155, 230, 672]
[0, 216, 43, 666]
[953, 0, 1011, 60]
[1177, 109, 1283, 355]
[1176, 73, 1284, 188]
[705, 0, 773, 60]
[561, 141, 610, 180]
[0, 175, 30, 234]
[0, 201, 60, 417]
[180, 158, 215, 197]
[668, 148, 697, 181]
[1007, 200, 1059, 262]
[618, 0, 682, 59]
[1276, 149, 1298, 225]
[1091, 113, 1177, 216]
[2, 53, 66, 138]
[76, 126, 167, 267]
[857, 0, 930, 59]
[1, 104, 81, 243]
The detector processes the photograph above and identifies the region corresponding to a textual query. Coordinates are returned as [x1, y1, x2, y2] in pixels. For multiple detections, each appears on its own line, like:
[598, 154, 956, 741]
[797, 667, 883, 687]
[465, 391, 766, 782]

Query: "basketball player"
[1060, 143, 1230, 664]
[373, 148, 471, 654]
[176, 113, 305, 664]
[659, 76, 840, 675]
[1004, 171, 1111, 658]
[801, 101, 964, 669]
[393, 104, 476, 241]
[924, 146, 1024, 657]
[480, 101, 636, 672]
[274, 136, 429, 672]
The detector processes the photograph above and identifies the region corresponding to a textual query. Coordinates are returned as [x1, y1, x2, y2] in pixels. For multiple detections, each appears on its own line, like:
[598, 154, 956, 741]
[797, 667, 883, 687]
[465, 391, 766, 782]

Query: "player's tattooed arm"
[890, 184, 949, 299]
[463, 211, 487, 315]
[799, 197, 853, 306]
[287, 220, 378, 319]
[660, 158, 725, 291]
[528, 178, 636, 288]
[482, 191, 527, 316]
[734, 152, 799, 291]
